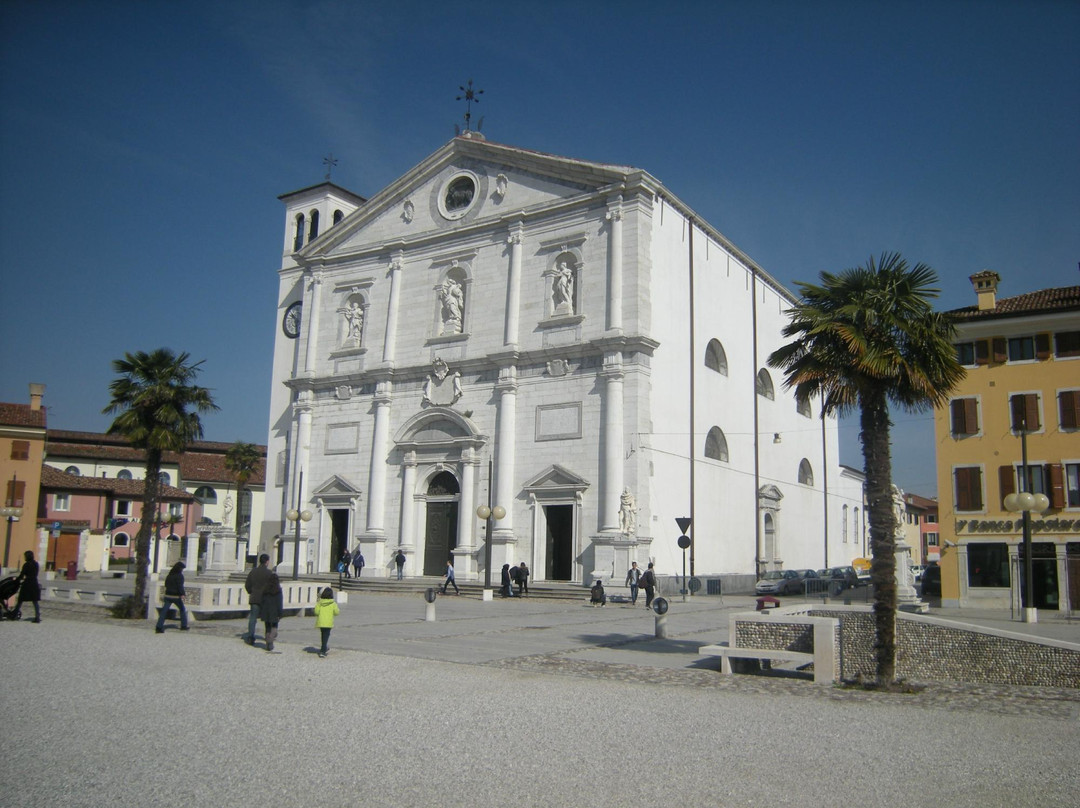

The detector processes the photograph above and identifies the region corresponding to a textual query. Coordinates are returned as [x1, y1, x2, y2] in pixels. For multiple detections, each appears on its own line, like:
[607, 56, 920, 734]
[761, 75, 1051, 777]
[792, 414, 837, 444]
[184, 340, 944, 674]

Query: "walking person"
[441, 560, 459, 595]
[314, 587, 340, 658]
[352, 547, 365, 578]
[14, 550, 41, 623]
[641, 562, 657, 609]
[394, 550, 406, 580]
[517, 561, 530, 596]
[625, 561, 642, 605]
[243, 553, 272, 645]
[262, 572, 284, 652]
[339, 549, 352, 579]
[155, 561, 189, 633]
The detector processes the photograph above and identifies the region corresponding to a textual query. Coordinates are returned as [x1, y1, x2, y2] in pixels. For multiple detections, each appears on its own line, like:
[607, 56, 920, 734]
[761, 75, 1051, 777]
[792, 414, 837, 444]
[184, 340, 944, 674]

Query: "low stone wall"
[736, 607, 1080, 688]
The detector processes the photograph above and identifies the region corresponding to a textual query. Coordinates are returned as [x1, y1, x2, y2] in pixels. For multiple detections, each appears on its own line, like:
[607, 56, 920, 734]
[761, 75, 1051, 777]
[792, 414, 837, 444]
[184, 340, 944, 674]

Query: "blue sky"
[1, 0, 1077, 498]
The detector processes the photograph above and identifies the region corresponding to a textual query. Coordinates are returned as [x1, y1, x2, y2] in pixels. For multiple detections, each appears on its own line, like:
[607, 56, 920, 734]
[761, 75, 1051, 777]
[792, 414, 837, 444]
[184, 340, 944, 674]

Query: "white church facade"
[259, 134, 865, 586]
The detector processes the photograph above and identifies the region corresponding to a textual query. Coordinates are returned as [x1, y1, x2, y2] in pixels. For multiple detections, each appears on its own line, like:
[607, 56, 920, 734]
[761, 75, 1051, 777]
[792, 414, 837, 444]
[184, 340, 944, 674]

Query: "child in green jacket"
[314, 587, 340, 658]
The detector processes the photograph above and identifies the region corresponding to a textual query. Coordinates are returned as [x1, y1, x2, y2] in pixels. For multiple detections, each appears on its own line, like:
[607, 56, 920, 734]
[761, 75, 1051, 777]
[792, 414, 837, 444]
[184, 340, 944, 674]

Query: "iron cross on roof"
[322, 154, 338, 181]
[456, 79, 484, 131]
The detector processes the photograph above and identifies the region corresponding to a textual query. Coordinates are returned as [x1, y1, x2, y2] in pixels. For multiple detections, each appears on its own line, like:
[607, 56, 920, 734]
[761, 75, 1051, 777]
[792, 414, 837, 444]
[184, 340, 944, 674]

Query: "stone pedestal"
[895, 537, 928, 613]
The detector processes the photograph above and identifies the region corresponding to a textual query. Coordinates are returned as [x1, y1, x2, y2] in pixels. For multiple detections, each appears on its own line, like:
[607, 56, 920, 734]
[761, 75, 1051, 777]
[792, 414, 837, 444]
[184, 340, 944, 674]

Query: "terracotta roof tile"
[0, 402, 47, 429]
[40, 464, 194, 501]
[949, 285, 1080, 321]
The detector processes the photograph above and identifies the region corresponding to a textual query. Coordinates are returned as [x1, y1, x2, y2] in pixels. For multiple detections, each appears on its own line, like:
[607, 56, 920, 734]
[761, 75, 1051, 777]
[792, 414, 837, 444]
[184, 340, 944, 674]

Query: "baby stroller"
[0, 576, 21, 620]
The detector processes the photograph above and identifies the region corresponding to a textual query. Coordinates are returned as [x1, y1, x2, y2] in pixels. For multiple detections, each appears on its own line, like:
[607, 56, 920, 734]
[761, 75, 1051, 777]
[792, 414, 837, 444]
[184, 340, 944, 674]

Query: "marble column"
[599, 353, 624, 532]
[504, 225, 523, 347]
[366, 381, 392, 535]
[303, 271, 323, 376]
[494, 367, 517, 538]
[606, 198, 623, 333]
[383, 251, 403, 364]
[457, 448, 479, 579]
[399, 451, 418, 550]
[292, 393, 313, 511]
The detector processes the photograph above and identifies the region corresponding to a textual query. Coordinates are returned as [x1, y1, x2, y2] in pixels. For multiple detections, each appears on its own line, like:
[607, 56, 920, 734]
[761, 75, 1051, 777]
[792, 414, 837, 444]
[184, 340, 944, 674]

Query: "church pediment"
[303, 137, 644, 260]
[522, 464, 590, 493]
[394, 407, 486, 448]
[312, 474, 362, 498]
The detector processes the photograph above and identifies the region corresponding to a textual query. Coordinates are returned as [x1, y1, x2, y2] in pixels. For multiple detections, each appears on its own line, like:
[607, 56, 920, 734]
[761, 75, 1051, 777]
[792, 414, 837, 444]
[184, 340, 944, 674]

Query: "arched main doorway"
[424, 471, 459, 576]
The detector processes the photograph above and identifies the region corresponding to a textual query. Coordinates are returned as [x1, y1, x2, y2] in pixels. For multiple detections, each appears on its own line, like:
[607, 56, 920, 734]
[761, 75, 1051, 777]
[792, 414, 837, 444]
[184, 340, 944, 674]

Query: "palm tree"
[103, 349, 218, 618]
[224, 441, 261, 543]
[768, 253, 963, 684]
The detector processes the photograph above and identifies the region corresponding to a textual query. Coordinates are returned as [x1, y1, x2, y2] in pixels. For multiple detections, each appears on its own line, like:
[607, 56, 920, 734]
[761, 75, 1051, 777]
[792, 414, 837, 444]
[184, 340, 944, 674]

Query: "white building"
[260, 134, 864, 586]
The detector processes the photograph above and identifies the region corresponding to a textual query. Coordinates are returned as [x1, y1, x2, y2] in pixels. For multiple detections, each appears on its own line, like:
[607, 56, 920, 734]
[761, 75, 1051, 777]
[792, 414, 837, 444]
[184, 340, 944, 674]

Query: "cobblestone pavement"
[38, 598, 1080, 721]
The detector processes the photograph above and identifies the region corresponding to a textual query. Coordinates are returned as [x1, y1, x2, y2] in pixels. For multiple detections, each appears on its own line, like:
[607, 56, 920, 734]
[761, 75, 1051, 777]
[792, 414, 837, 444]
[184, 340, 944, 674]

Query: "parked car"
[910, 565, 926, 583]
[921, 564, 941, 598]
[755, 570, 800, 595]
[818, 566, 860, 591]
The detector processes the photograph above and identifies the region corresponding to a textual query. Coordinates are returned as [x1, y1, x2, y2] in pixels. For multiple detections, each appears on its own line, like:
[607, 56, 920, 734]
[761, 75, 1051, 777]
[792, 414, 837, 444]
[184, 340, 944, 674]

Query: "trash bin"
[65, 561, 78, 581]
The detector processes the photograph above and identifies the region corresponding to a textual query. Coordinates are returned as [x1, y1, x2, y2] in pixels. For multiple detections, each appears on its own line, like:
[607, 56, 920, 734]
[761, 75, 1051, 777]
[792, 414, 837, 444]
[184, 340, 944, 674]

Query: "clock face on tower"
[282, 301, 302, 339]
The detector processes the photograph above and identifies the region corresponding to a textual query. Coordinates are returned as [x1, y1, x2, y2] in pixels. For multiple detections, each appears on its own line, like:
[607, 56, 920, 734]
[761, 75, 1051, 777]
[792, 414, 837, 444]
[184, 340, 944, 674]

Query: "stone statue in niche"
[552, 258, 574, 315]
[619, 488, 637, 535]
[422, 358, 463, 407]
[494, 173, 508, 200]
[402, 199, 415, 223]
[339, 299, 364, 344]
[546, 359, 571, 377]
[438, 277, 465, 334]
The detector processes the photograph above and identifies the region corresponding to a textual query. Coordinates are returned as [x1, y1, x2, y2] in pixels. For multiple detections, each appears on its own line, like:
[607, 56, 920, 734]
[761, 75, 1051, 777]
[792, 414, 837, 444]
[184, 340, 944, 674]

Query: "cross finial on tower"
[455, 79, 484, 132]
[323, 153, 338, 181]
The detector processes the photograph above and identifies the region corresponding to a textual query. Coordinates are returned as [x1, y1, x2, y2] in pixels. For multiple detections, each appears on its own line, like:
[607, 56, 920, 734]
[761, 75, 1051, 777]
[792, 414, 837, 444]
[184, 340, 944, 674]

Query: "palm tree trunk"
[861, 390, 897, 684]
[132, 448, 162, 618]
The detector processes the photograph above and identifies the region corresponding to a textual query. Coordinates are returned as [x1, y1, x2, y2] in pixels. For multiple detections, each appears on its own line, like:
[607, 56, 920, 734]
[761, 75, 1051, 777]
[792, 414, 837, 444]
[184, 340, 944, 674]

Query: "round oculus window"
[439, 173, 479, 219]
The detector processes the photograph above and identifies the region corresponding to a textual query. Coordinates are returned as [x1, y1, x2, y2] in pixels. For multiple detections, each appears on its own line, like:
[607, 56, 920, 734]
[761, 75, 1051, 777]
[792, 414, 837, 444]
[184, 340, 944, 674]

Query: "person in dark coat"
[155, 561, 189, 633]
[590, 579, 606, 607]
[500, 564, 516, 598]
[352, 548, 365, 578]
[394, 550, 406, 580]
[262, 573, 284, 652]
[243, 554, 272, 645]
[339, 549, 352, 578]
[14, 550, 41, 623]
[517, 562, 530, 596]
[641, 562, 657, 609]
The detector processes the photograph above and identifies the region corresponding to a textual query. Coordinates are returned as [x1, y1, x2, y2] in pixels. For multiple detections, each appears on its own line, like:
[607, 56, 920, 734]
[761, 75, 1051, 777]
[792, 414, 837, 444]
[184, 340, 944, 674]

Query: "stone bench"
[699, 643, 816, 676]
[155, 580, 322, 619]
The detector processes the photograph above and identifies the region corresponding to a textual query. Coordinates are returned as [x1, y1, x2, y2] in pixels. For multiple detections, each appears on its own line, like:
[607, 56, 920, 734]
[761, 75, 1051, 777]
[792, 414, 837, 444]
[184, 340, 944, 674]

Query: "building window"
[967, 542, 1010, 588]
[1059, 390, 1080, 430]
[445, 176, 475, 211]
[5, 479, 26, 507]
[54, 493, 70, 512]
[194, 486, 217, 504]
[1007, 336, 1035, 362]
[112, 533, 129, 547]
[704, 427, 729, 462]
[293, 213, 305, 251]
[308, 209, 320, 242]
[168, 503, 183, 518]
[1055, 331, 1080, 358]
[798, 459, 814, 486]
[64, 466, 80, 476]
[10, 440, 30, 460]
[950, 397, 979, 436]
[1010, 393, 1041, 431]
[842, 504, 849, 542]
[1065, 463, 1080, 508]
[954, 466, 984, 512]
[755, 369, 774, 400]
[332, 209, 344, 225]
[704, 339, 728, 376]
[117, 469, 133, 480]
[116, 500, 131, 516]
[926, 533, 939, 547]
[956, 341, 976, 366]
[158, 472, 171, 486]
[796, 394, 812, 418]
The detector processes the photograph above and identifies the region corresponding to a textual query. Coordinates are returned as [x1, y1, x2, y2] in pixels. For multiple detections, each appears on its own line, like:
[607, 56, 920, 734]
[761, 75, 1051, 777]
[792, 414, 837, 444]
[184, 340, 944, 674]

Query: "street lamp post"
[475, 459, 505, 591]
[3, 506, 23, 571]
[1003, 420, 1049, 624]
[286, 469, 312, 581]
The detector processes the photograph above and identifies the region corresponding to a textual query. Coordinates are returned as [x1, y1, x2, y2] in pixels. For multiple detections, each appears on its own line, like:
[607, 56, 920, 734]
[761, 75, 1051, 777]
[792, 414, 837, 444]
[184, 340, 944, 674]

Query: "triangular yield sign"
[675, 517, 692, 535]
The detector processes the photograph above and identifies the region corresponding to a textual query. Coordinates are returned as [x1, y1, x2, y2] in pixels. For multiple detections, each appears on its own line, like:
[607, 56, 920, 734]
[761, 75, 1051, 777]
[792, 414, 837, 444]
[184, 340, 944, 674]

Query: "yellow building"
[1, 384, 47, 573]
[934, 272, 1080, 615]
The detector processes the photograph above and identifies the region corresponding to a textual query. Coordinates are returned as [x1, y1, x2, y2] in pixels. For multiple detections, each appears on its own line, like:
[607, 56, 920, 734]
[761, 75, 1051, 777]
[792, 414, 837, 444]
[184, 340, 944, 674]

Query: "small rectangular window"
[1059, 390, 1080, 430]
[1010, 393, 1041, 431]
[5, 479, 26, 507]
[954, 466, 984, 511]
[1055, 331, 1080, 358]
[54, 493, 70, 512]
[950, 398, 979, 436]
[10, 440, 30, 460]
[955, 342, 976, 365]
[1066, 463, 1080, 508]
[968, 542, 1010, 588]
[1007, 336, 1036, 362]
[116, 500, 131, 516]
